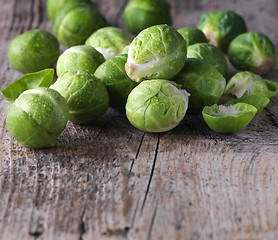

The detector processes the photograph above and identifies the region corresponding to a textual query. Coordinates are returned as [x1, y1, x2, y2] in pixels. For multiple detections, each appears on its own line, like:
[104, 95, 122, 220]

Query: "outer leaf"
[202, 103, 257, 133]
[225, 71, 278, 99]
[224, 94, 270, 114]
[1, 68, 54, 101]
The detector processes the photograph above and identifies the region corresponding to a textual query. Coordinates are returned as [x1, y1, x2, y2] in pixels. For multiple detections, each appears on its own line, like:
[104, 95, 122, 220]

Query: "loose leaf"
[224, 94, 270, 115]
[202, 103, 257, 133]
[1, 68, 54, 101]
[225, 71, 278, 99]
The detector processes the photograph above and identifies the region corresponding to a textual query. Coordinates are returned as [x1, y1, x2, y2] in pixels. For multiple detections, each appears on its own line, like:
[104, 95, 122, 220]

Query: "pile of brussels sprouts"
[2, 0, 278, 148]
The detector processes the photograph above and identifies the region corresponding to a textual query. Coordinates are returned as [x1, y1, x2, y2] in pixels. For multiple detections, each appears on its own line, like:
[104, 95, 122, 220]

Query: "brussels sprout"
[6, 87, 69, 148]
[46, 0, 92, 23]
[202, 103, 257, 133]
[94, 54, 138, 110]
[126, 79, 189, 133]
[187, 43, 228, 77]
[224, 71, 278, 98]
[1, 69, 54, 101]
[177, 27, 208, 47]
[51, 71, 109, 124]
[228, 32, 276, 75]
[124, 0, 172, 35]
[224, 95, 270, 115]
[173, 58, 226, 112]
[54, 2, 108, 47]
[56, 45, 105, 77]
[125, 24, 187, 82]
[8, 29, 59, 74]
[198, 10, 247, 52]
[85, 27, 131, 60]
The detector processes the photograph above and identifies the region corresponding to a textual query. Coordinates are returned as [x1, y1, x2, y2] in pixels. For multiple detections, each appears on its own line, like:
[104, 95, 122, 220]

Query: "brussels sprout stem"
[253, 59, 274, 75]
[203, 30, 218, 47]
[126, 52, 177, 82]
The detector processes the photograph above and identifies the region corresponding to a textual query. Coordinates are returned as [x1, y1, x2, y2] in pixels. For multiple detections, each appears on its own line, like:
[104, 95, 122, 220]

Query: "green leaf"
[224, 94, 270, 115]
[202, 103, 257, 133]
[1, 69, 54, 101]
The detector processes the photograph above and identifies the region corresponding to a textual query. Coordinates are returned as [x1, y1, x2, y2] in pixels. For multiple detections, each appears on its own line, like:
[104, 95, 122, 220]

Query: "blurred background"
[1, 0, 277, 83]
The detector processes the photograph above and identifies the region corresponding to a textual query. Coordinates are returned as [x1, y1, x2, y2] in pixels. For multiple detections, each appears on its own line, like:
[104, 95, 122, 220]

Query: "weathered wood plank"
[0, 0, 278, 240]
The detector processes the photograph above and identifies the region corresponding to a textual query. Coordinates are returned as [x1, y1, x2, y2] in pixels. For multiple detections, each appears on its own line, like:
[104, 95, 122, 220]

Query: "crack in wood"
[208, 133, 218, 144]
[131, 197, 140, 228]
[135, 133, 145, 159]
[128, 158, 135, 178]
[102, 226, 130, 238]
[128, 133, 145, 178]
[246, 149, 261, 176]
[264, 107, 278, 129]
[199, 129, 218, 144]
[28, 208, 45, 239]
[147, 200, 158, 240]
[140, 134, 160, 213]
[29, 230, 43, 238]
[79, 206, 87, 240]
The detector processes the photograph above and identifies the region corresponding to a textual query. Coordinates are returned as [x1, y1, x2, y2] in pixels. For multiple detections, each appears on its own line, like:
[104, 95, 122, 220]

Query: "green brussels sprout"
[8, 29, 59, 74]
[6, 87, 69, 148]
[177, 27, 208, 47]
[228, 32, 276, 75]
[1, 69, 54, 101]
[54, 2, 108, 47]
[51, 71, 109, 124]
[126, 79, 189, 133]
[198, 10, 247, 52]
[187, 43, 228, 77]
[46, 0, 92, 24]
[202, 103, 257, 133]
[224, 71, 278, 98]
[85, 27, 131, 60]
[224, 95, 270, 115]
[173, 58, 226, 112]
[125, 24, 187, 82]
[94, 54, 138, 110]
[124, 0, 172, 35]
[56, 45, 105, 77]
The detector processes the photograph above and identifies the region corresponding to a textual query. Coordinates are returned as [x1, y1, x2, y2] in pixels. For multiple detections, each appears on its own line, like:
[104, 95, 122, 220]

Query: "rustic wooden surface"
[0, 0, 278, 239]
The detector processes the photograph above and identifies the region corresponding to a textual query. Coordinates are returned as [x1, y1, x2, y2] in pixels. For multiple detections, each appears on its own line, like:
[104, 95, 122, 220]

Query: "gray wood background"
[0, 0, 278, 239]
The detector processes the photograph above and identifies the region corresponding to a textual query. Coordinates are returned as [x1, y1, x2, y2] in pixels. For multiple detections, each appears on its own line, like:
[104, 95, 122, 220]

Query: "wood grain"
[0, 0, 278, 239]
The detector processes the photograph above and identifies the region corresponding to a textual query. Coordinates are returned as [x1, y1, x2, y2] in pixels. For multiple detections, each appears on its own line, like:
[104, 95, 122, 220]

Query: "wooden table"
[1, 0, 278, 239]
